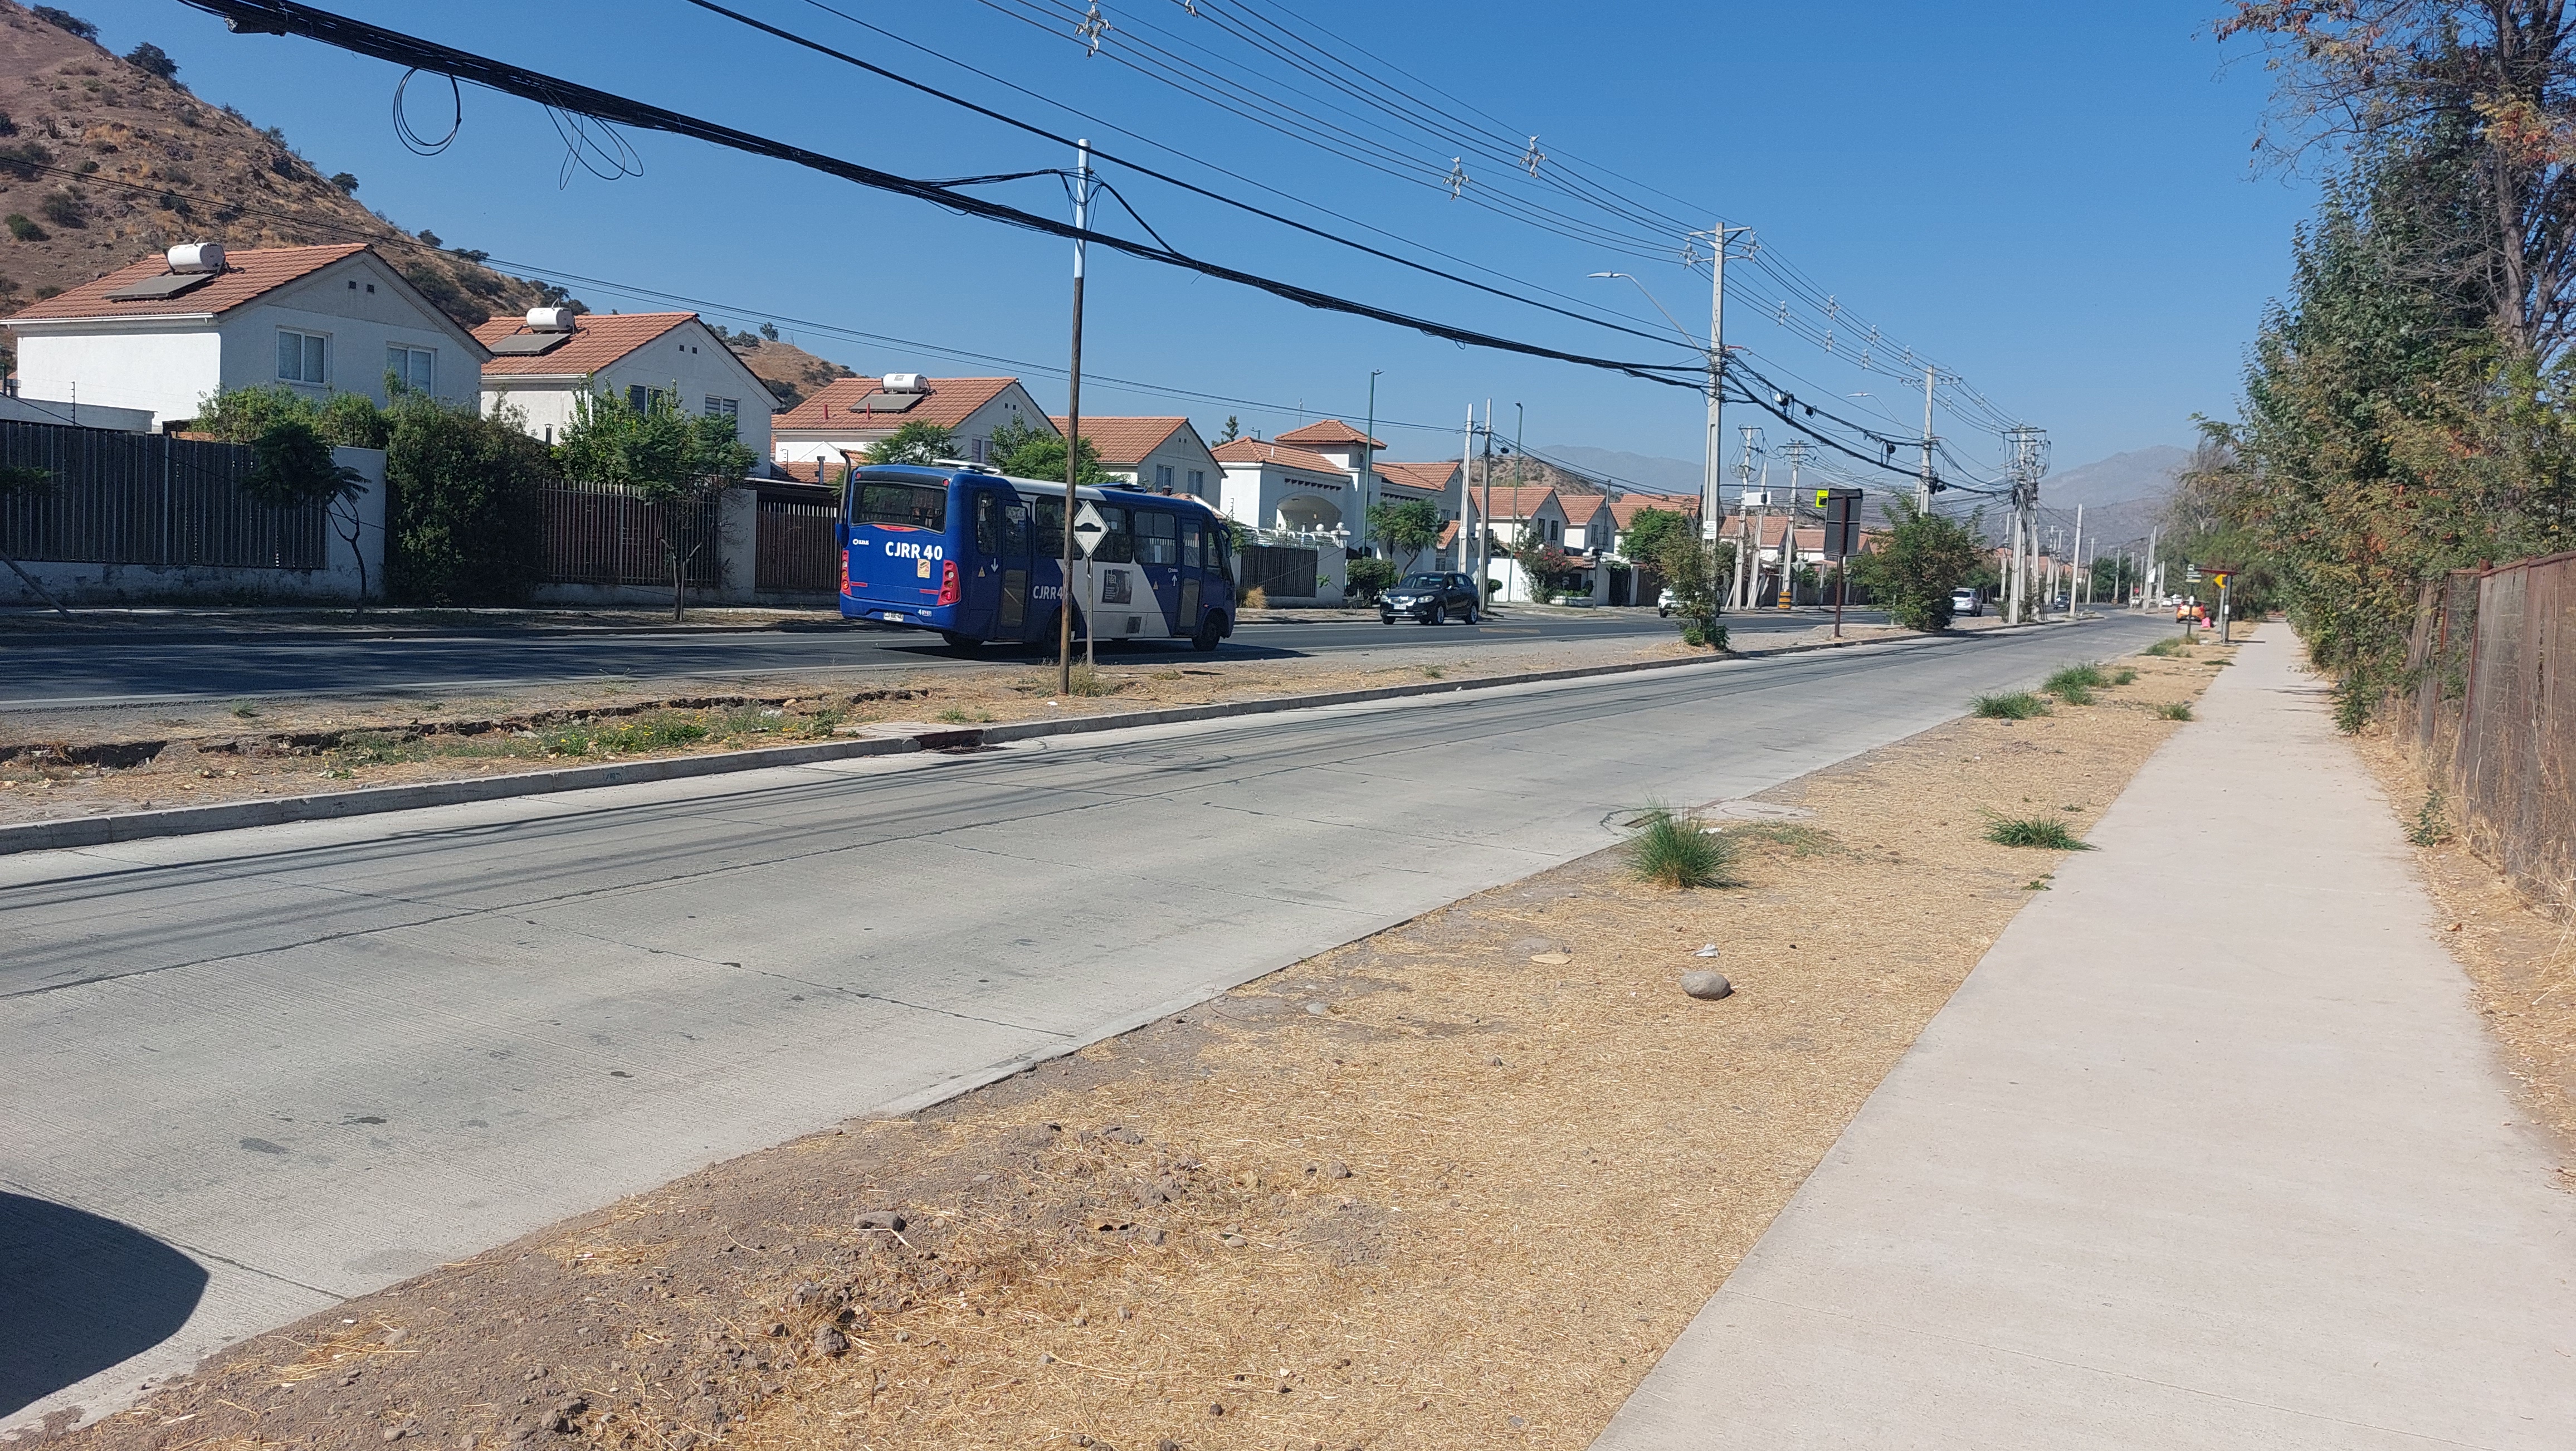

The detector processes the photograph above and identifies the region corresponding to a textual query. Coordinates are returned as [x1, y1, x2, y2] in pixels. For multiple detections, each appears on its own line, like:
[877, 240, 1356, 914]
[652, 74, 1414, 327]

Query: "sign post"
[1071, 501, 1106, 671]
[2210, 569, 2233, 645]
[1817, 488, 1862, 639]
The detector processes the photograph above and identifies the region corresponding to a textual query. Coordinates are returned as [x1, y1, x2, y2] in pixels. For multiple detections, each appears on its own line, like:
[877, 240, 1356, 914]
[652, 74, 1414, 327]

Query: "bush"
[1344, 556, 1397, 602]
[1972, 691, 2051, 719]
[384, 396, 552, 606]
[1624, 807, 1739, 889]
[1985, 815, 2092, 850]
[4, 213, 45, 242]
[0, 141, 54, 182]
[2144, 637, 2190, 658]
[1850, 495, 1983, 630]
[1063, 665, 1122, 697]
[32, 7, 97, 42]
[37, 191, 84, 229]
[2332, 676, 2374, 734]
[123, 41, 177, 80]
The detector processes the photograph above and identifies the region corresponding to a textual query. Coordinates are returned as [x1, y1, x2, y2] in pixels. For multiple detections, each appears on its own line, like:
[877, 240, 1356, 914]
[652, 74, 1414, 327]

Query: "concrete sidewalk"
[1592, 632, 2576, 1449]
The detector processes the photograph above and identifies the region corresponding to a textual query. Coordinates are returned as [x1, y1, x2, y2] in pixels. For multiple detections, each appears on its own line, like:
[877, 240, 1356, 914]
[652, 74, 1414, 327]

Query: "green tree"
[1367, 498, 1444, 568]
[1217, 415, 1240, 443]
[1618, 506, 1690, 565]
[1653, 532, 1731, 646]
[241, 417, 373, 610]
[558, 385, 757, 621]
[384, 396, 552, 607]
[124, 41, 177, 80]
[1852, 497, 1983, 630]
[991, 416, 1111, 484]
[1345, 556, 1398, 602]
[863, 419, 958, 466]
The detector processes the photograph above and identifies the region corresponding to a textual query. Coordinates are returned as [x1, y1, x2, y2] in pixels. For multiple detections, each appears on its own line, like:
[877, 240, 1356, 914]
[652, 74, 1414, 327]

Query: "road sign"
[1817, 488, 1862, 559]
[2187, 568, 2203, 584]
[1071, 501, 1107, 558]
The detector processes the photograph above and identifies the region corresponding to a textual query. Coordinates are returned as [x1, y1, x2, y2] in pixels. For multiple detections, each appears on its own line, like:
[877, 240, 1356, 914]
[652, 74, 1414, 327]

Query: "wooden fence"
[755, 488, 840, 595]
[539, 480, 721, 590]
[2403, 553, 2576, 916]
[0, 418, 328, 570]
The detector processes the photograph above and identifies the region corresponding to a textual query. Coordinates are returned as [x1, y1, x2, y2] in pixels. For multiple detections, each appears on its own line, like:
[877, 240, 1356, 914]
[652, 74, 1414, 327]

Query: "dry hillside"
[715, 329, 859, 410]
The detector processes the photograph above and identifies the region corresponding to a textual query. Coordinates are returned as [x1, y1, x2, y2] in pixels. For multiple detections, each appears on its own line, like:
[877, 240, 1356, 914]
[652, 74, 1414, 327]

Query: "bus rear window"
[853, 480, 948, 530]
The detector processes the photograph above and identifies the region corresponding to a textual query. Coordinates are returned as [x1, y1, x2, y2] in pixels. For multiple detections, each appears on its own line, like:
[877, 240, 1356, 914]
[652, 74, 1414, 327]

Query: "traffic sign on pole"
[1071, 502, 1107, 558]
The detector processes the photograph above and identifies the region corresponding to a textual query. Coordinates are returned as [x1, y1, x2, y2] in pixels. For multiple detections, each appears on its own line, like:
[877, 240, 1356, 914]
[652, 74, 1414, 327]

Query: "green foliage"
[384, 396, 552, 606]
[863, 420, 958, 466]
[557, 386, 754, 504]
[1624, 806, 1739, 889]
[1366, 498, 1445, 562]
[2408, 790, 2450, 846]
[1972, 691, 2051, 719]
[1654, 531, 1729, 638]
[240, 418, 365, 510]
[32, 8, 96, 42]
[2332, 676, 2375, 735]
[991, 416, 1111, 484]
[2157, 702, 2195, 721]
[1984, 816, 2091, 850]
[1850, 495, 1983, 630]
[2108, 666, 2138, 686]
[2144, 636, 2191, 658]
[196, 384, 391, 450]
[123, 41, 176, 80]
[1063, 664, 1123, 697]
[1344, 556, 1398, 602]
[0, 462, 52, 499]
[4, 213, 45, 242]
[2042, 662, 2108, 705]
[1618, 505, 1690, 564]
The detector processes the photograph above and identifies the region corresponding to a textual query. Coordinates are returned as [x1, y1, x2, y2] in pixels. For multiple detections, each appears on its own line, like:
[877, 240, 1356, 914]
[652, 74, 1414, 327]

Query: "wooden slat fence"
[755, 491, 840, 594]
[541, 480, 721, 590]
[0, 418, 327, 569]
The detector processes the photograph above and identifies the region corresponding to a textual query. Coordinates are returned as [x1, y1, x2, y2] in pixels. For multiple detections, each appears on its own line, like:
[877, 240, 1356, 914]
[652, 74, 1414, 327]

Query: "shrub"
[1848, 495, 1983, 630]
[1971, 691, 2050, 719]
[2109, 666, 2138, 686]
[1243, 585, 1269, 609]
[384, 396, 552, 606]
[1064, 665, 1123, 697]
[1985, 816, 2092, 850]
[1678, 620, 1729, 650]
[2157, 702, 2194, 720]
[330, 171, 358, 194]
[4, 213, 45, 242]
[0, 141, 51, 182]
[37, 191, 84, 228]
[2144, 636, 2190, 658]
[1624, 807, 1739, 889]
[2042, 663, 2106, 705]
[2408, 790, 2450, 846]
[32, 7, 97, 42]
[1344, 556, 1398, 602]
[124, 41, 177, 80]
[2332, 676, 2374, 734]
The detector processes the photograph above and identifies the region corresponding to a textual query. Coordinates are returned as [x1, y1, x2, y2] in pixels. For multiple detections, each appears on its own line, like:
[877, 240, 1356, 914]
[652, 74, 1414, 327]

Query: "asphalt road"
[0, 607, 1877, 709]
[0, 615, 2158, 1428]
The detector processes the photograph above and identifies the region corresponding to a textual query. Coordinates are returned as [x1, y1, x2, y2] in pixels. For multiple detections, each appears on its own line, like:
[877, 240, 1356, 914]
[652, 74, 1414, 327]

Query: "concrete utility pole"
[2069, 505, 2084, 617]
[1918, 364, 1936, 512]
[1057, 137, 1092, 695]
[1456, 405, 1474, 572]
[1734, 425, 1762, 609]
[2143, 525, 2159, 611]
[1359, 368, 1381, 555]
[1783, 440, 1811, 606]
[2003, 424, 2048, 625]
[1478, 399, 1495, 603]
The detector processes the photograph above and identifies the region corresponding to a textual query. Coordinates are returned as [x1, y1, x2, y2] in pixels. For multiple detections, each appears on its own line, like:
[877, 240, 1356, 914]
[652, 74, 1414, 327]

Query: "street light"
[1588, 272, 1698, 348]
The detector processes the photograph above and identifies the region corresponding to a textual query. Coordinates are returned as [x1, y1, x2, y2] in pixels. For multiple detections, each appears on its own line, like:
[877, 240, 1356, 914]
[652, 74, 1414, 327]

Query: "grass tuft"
[935, 705, 996, 725]
[1724, 820, 1840, 855]
[1624, 806, 1740, 889]
[1065, 665, 1124, 698]
[1984, 814, 2094, 850]
[2108, 666, 2139, 686]
[1971, 690, 2051, 719]
[2144, 637, 2190, 658]
[2042, 663, 2109, 704]
[2156, 702, 2194, 721]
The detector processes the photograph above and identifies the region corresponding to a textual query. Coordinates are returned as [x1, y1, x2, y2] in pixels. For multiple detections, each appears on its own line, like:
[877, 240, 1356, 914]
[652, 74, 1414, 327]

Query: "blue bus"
[836, 463, 1238, 654]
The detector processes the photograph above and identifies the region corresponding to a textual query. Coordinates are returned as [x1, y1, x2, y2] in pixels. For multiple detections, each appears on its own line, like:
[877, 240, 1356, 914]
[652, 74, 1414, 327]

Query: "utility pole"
[1057, 138, 1092, 695]
[2068, 505, 2084, 617]
[1783, 440, 1811, 609]
[1359, 369, 1381, 555]
[1734, 425, 1762, 609]
[1456, 405, 1474, 572]
[2143, 525, 2159, 611]
[2004, 424, 2048, 625]
[1918, 364, 1936, 512]
[1476, 400, 1495, 604]
[1689, 225, 1753, 616]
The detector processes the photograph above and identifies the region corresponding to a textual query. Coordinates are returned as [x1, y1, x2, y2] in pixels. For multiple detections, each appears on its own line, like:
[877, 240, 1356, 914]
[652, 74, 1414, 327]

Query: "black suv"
[1378, 571, 1483, 625]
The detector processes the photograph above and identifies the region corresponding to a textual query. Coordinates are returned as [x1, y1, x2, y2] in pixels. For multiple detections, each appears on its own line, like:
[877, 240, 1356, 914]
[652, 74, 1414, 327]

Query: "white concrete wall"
[225, 259, 484, 415]
[13, 323, 221, 427]
[1124, 434, 1221, 501]
[0, 394, 155, 432]
[0, 446, 387, 606]
[1218, 461, 1352, 533]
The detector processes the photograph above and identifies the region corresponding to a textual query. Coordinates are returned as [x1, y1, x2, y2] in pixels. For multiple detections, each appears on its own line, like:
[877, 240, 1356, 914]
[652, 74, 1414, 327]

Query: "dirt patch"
[0, 631, 1727, 829]
[40, 645, 2222, 1451]
[2352, 729, 2576, 1171]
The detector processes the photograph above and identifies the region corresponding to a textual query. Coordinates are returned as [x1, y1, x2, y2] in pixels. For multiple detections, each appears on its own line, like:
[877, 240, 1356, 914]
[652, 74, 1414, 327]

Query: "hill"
[2039, 444, 2190, 550]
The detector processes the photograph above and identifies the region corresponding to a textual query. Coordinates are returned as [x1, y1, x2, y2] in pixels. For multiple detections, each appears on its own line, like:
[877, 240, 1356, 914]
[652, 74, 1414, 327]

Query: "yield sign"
[1071, 501, 1108, 558]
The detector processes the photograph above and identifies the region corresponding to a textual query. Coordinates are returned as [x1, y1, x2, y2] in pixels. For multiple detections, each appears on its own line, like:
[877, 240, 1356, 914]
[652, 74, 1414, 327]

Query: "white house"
[1048, 415, 1221, 500]
[1211, 437, 1354, 539]
[6, 242, 489, 428]
[475, 309, 774, 457]
[772, 374, 1051, 469]
[1605, 494, 1701, 560]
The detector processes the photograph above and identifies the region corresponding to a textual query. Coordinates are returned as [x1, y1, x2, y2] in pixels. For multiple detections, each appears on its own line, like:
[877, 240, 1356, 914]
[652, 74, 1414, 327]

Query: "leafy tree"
[1852, 497, 1983, 630]
[1217, 415, 1240, 443]
[1654, 532, 1730, 647]
[558, 385, 755, 620]
[241, 417, 373, 608]
[1618, 505, 1690, 566]
[32, 8, 96, 42]
[863, 419, 958, 466]
[1345, 556, 1398, 602]
[759, 322, 779, 342]
[194, 384, 388, 449]
[991, 416, 1110, 484]
[123, 42, 177, 80]
[384, 397, 550, 607]
[1367, 497, 1444, 568]
[330, 172, 358, 194]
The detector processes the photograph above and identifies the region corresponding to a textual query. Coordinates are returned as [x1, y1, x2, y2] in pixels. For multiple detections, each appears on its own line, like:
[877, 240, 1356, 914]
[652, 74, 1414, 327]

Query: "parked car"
[1379, 572, 1482, 625]
[1949, 586, 1984, 617]
[1656, 586, 1678, 617]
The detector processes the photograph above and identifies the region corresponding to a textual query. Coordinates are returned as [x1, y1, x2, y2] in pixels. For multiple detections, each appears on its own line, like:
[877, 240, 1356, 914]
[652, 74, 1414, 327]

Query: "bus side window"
[1095, 506, 1134, 564]
[1032, 496, 1064, 551]
[1180, 518, 1203, 571]
[975, 491, 1007, 557]
[1136, 509, 1178, 566]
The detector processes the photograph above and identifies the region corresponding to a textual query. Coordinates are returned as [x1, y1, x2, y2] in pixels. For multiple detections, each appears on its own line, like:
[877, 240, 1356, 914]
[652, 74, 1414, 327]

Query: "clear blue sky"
[72, 0, 2308, 481]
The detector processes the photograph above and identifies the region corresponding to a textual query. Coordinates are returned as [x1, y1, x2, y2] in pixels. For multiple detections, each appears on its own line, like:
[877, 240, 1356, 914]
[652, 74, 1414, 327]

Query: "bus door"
[1133, 507, 1184, 636]
[1030, 494, 1077, 640]
[1177, 515, 1204, 634]
[967, 488, 1031, 640]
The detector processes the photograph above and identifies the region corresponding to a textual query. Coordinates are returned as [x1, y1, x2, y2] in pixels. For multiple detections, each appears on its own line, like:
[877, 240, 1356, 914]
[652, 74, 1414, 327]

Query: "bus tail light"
[938, 559, 960, 606]
[838, 549, 851, 594]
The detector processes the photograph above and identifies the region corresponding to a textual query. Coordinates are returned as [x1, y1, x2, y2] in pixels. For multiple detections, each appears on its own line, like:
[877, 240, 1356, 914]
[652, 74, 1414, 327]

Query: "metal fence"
[0, 418, 328, 569]
[2403, 553, 2575, 915]
[1239, 543, 1318, 600]
[540, 480, 721, 590]
[755, 489, 839, 594]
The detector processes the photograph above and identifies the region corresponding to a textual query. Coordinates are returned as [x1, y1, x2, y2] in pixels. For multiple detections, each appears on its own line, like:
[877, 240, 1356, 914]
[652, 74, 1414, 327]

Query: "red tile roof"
[1465, 485, 1560, 521]
[1212, 438, 1346, 474]
[1274, 419, 1385, 449]
[1047, 415, 1191, 466]
[8, 244, 375, 322]
[1558, 493, 1609, 527]
[474, 311, 697, 376]
[1374, 460, 1457, 493]
[775, 376, 1025, 432]
[1609, 494, 1700, 525]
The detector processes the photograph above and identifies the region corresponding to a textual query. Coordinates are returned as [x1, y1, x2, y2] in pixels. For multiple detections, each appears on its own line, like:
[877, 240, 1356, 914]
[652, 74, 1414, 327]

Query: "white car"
[1657, 587, 1678, 617]
[1949, 587, 1984, 617]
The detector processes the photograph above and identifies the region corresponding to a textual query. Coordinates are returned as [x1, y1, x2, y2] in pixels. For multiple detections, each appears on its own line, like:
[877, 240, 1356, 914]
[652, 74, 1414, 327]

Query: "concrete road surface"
[1, 617, 2155, 1429]
[0, 608, 1878, 710]
[1589, 634, 2576, 1449]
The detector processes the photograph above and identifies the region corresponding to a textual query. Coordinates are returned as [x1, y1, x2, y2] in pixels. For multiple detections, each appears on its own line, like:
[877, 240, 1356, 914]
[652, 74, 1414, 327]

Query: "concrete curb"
[0, 620, 2075, 858]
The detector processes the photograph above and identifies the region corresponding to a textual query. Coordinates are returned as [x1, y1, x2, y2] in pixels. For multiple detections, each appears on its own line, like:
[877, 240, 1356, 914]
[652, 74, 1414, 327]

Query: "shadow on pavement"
[0, 1192, 207, 1418]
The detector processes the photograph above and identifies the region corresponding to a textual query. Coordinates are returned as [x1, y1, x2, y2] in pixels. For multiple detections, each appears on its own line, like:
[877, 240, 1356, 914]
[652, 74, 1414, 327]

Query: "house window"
[277, 329, 327, 385]
[1155, 464, 1175, 491]
[385, 344, 434, 395]
[704, 396, 740, 436]
[970, 436, 988, 464]
[627, 384, 669, 412]
[1189, 468, 1205, 495]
